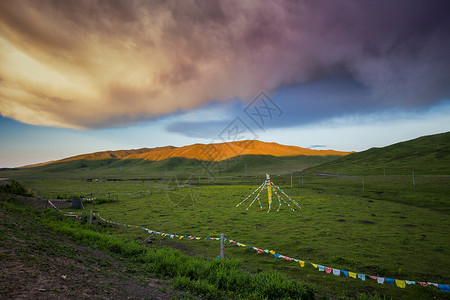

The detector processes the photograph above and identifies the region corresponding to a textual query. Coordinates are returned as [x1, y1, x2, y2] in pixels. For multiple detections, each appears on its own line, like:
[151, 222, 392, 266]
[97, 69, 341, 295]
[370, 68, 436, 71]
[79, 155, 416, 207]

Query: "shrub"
[0, 180, 33, 197]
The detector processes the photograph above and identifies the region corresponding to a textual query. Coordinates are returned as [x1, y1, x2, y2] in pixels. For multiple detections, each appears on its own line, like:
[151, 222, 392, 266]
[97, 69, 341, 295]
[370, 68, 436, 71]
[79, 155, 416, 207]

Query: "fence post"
[290, 173, 293, 188]
[220, 233, 225, 259]
[89, 210, 93, 225]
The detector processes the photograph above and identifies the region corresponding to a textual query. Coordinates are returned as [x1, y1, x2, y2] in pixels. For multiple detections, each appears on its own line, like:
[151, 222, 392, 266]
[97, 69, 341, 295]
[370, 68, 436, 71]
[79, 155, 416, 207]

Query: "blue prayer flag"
[386, 278, 395, 285]
[439, 284, 450, 292]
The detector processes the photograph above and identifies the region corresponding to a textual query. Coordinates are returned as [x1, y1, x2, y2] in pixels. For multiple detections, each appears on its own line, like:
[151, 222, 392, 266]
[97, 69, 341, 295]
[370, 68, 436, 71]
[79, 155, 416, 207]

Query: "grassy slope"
[305, 132, 450, 175]
[1, 155, 341, 180]
[0, 195, 188, 299]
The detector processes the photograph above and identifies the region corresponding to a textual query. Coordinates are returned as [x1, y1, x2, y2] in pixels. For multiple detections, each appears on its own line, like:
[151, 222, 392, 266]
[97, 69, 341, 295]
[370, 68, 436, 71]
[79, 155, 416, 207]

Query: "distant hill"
[23, 140, 352, 167]
[5, 140, 351, 179]
[22, 147, 174, 168]
[305, 132, 450, 175]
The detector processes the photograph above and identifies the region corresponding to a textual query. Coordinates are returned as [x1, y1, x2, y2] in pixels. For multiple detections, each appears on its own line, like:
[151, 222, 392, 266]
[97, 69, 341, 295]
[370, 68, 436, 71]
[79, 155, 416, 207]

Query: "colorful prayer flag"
[395, 280, 406, 288]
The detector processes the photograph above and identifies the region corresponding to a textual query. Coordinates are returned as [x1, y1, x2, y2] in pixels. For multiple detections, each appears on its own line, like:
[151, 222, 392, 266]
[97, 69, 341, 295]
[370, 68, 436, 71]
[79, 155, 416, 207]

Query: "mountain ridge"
[22, 140, 352, 168]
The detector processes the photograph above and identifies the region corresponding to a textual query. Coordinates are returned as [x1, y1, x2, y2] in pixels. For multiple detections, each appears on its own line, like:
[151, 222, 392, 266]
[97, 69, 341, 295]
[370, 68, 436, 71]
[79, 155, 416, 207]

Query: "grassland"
[3, 132, 449, 299]
[16, 173, 450, 299]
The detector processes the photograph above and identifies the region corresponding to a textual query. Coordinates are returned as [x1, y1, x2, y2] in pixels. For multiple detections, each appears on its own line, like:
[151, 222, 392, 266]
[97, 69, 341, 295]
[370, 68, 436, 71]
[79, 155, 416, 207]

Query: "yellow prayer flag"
[349, 272, 357, 279]
[269, 250, 276, 255]
[196, 237, 201, 240]
[240, 244, 247, 247]
[395, 280, 406, 288]
[299, 260, 305, 267]
[311, 263, 318, 268]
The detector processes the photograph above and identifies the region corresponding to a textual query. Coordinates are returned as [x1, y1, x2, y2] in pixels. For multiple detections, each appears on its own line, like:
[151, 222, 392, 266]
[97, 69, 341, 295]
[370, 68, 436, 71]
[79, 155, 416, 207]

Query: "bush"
[0, 180, 33, 197]
[173, 276, 222, 299]
[92, 197, 118, 205]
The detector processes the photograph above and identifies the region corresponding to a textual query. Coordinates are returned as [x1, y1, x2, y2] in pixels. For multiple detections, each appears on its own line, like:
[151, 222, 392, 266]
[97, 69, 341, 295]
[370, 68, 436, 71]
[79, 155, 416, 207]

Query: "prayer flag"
[439, 284, 450, 292]
[395, 280, 406, 288]
[418, 282, 428, 287]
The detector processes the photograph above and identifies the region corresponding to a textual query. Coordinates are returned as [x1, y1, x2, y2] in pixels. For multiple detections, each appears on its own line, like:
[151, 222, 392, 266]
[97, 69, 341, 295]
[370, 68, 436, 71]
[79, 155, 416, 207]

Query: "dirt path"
[0, 194, 193, 299]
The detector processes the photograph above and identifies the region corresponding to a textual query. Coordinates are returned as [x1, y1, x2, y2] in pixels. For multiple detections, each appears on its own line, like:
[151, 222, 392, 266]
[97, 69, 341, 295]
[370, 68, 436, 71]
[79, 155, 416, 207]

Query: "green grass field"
[3, 133, 450, 298]
[18, 174, 450, 299]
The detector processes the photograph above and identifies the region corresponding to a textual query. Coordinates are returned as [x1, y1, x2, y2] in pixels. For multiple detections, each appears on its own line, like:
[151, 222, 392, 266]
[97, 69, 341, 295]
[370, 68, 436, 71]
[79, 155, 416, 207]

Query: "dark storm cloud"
[0, 0, 449, 129]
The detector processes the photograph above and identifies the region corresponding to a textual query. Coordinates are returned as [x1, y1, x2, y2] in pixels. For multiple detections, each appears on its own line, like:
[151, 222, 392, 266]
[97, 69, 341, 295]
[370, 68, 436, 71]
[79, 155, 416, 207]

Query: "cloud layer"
[0, 0, 449, 129]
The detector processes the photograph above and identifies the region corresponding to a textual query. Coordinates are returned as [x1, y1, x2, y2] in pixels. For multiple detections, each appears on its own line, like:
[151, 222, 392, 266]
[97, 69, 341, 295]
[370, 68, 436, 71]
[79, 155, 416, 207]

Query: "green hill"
[306, 131, 450, 176]
[1, 155, 342, 180]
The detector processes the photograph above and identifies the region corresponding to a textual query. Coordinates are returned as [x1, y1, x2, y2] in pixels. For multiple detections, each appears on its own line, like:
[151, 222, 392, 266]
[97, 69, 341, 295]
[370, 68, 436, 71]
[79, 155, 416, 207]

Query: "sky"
[1, 0, 449, 167]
